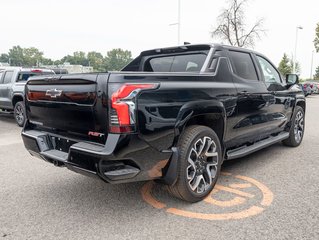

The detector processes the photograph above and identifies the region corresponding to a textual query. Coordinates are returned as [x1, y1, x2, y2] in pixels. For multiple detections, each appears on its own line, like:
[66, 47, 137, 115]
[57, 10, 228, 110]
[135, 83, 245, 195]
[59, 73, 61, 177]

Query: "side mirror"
[286, 74, 299, 85]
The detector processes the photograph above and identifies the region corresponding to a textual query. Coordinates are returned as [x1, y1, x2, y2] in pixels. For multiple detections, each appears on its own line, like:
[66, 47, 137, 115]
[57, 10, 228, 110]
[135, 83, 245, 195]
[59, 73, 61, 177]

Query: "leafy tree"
[289, 59, 301, 75]
[278, 53, 301, 76]
[8, 46, 25, 66]
[61, 51, 89, 66]
[0, 53, 9, 63]
[87, 51, 105, 71]
[314, 66, 319, 80]
[4, 46, 53, 67]
[314, 23, 319, 52]
[73, 51, 89, 66]
[278, 54, 292, 76]
[23, 47, 45, 66]
[104, 48, 132, 71]
[211, 0, 265, 47]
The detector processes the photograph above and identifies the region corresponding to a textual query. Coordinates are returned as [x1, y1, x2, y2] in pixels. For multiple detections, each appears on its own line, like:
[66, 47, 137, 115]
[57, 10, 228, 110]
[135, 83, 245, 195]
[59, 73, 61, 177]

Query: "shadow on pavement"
[33, 142, 287, 219]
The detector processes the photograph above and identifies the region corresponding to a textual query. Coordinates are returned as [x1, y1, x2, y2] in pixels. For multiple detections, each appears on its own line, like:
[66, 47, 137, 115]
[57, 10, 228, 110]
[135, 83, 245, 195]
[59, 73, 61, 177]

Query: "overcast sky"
[1, 0, 318, 78]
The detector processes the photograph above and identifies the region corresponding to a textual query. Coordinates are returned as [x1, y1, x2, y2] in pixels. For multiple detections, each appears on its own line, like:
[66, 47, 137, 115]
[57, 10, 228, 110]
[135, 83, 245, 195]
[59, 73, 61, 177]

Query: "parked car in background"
[301, 83, 312, 96]
[309, 82, 319, 94]
[0, 67, 55, 126]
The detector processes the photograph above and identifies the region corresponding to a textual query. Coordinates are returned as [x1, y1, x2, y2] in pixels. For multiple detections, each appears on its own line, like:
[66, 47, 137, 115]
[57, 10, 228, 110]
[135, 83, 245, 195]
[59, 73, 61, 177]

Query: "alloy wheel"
[186, 136, 219, 194]
[294, 111, 304, 144]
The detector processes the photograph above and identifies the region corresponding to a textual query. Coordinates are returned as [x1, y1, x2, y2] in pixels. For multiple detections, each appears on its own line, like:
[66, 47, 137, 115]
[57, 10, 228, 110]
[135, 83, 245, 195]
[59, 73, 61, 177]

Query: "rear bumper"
[22, 129, 171, 183]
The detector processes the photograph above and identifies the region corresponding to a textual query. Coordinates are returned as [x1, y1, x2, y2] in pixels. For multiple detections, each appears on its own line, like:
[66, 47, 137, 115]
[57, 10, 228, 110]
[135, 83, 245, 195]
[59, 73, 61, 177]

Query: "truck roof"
[140, 43, 264, 57]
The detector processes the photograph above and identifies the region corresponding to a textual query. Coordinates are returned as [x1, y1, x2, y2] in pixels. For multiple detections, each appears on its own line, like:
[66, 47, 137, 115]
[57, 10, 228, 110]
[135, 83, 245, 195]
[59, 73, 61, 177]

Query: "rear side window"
[229, 51, 258, 80]
[17, 71, 54, 82]
[145, 53, 207, 72]
[3, 71, 14, 84]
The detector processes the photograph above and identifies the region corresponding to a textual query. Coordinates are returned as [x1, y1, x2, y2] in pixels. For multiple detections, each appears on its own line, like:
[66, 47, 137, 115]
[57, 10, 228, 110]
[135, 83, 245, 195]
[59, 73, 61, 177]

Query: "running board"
[226, 132, 289, 160]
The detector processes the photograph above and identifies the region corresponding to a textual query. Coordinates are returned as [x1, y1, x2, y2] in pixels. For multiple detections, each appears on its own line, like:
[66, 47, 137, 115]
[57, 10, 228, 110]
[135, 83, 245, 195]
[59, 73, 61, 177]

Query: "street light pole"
[177, 0, 181, 45]
[169, 0, 181, 45]
[293, 26, 303, 74]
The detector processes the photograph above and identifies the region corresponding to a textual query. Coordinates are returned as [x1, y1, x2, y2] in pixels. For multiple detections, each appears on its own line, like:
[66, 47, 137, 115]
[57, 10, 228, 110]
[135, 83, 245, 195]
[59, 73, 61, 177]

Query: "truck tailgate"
[25, 73, 108, 141]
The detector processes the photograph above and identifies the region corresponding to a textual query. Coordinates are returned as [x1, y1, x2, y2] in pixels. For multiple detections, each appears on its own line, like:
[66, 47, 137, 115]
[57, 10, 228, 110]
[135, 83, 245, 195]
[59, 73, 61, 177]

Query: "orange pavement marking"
[229, 183, 252, 189]
[214, 184, 254, 198]
[204, 194, 247, 207]
[141, 173, 274, 221]
[166, 205, 264, 220]
[140, 181, 166, 209]
[235, 175, 274, 207]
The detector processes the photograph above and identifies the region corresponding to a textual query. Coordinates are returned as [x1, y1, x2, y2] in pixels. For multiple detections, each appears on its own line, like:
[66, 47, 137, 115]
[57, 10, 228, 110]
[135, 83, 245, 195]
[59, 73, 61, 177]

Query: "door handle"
[239, 91, 249, 94]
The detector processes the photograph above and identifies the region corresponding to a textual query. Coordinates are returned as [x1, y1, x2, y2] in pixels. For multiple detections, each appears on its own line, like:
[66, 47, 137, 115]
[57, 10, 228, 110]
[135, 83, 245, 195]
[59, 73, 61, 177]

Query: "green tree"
[0, 53, 9, 63]
[289, 59, 301, 75]
[314, 23, 319, 52]
[278, 53, 292, 76]
[5, 46, 52, 67]
[104, 48, 132, 71]
[8, 46, 25, 66]
[87, 51, 105, 71]
[23, 47, 44, 66]
[211, 0, 265, 47]
[60, 51, 89, 66]
[314, 66, 319, 80]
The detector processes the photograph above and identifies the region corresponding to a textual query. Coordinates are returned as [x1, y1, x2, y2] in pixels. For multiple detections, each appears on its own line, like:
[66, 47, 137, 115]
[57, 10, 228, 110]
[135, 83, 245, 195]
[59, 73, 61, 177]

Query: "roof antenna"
[184, 42, 191, 45]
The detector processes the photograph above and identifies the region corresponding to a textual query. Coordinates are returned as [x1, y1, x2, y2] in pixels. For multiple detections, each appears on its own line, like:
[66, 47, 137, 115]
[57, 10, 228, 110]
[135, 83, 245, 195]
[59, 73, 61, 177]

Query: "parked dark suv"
[0, 67, 55, 126]
[22, 44, 305, 202]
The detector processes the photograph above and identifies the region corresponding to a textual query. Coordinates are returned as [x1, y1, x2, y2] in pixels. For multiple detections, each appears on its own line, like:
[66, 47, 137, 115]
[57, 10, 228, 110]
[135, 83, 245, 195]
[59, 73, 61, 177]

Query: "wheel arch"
[12, 94, 24, 107]
[295, 99, 306, 113]
[173, 100, 226, 149]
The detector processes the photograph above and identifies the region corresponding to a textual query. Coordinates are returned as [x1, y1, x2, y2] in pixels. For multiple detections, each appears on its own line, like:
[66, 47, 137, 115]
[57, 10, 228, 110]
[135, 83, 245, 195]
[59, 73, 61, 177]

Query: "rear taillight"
[109, 83, 158, 133]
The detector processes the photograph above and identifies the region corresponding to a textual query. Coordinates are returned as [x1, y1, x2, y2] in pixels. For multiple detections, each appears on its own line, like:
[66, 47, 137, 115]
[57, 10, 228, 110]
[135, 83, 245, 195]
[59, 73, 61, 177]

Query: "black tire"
[14, 101, 26, 127]
[282, 106, 305, 147]
[168, 125, 222, 202]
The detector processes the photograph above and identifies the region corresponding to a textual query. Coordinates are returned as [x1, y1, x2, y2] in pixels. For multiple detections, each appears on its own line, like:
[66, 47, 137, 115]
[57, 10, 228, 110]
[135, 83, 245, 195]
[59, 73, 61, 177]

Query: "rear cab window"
[228, 51, 258, 80]
[16, 70, 55, 82]
[144, 53, 208, 72]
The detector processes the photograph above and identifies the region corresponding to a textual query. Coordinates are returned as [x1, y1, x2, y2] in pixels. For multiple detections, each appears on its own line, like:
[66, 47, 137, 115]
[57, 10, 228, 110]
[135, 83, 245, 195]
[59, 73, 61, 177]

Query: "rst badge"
[46, 89, 62, 98]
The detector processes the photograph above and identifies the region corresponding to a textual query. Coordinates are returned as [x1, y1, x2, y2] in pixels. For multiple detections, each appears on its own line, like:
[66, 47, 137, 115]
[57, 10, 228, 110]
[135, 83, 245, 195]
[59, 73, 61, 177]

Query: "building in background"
[40, 62, 94, 74]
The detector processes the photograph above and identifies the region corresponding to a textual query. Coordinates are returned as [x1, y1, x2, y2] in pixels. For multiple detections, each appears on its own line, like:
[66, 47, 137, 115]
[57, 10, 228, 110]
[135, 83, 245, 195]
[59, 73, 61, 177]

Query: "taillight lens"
[109, 83, 158, 133]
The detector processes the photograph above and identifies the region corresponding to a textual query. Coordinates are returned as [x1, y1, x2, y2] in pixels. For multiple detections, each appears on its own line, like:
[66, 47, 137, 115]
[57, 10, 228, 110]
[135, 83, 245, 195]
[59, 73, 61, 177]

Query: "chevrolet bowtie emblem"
[45, 89, 63, 98]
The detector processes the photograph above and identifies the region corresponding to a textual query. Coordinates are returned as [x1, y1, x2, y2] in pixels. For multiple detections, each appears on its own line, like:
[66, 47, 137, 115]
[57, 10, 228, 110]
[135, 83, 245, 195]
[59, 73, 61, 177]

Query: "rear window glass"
[145, 53, 207, 72]
[17, 71, 54, 82]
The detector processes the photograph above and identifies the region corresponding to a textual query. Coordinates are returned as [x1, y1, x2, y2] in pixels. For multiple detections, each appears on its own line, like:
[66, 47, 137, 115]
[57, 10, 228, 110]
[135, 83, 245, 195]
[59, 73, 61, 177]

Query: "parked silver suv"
[0, 67, 55, 126]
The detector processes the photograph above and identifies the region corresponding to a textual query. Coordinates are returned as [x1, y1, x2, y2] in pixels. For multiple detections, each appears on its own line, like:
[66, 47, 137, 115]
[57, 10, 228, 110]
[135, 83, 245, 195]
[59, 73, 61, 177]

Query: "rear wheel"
[283, 106, 305, 147]
[168, 125, 222, 202]
[14, 101, 26, 127]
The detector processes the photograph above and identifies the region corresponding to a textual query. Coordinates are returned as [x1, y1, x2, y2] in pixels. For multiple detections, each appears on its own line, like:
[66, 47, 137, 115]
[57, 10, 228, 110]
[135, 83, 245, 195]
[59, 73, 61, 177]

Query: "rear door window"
[229, 51, 258, 80]
[3, 71, 14, 84]
[145, 53, 207, 72]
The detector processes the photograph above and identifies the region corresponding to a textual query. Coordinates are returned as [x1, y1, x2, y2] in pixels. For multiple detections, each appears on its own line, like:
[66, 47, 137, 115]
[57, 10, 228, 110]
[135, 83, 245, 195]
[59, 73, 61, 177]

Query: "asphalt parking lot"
[1, 97, 319, 240]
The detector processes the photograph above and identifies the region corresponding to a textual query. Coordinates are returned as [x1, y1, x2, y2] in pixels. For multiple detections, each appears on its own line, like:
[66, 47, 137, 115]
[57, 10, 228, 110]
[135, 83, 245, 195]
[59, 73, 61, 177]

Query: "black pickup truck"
[22, 44, 305, 202]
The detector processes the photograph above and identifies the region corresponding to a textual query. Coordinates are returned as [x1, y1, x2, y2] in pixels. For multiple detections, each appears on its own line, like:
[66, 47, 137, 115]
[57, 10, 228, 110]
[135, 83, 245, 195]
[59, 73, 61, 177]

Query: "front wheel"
[14, 101, 26, 127]
[168, 125, 222, 202]
[283, 106, 305, 147]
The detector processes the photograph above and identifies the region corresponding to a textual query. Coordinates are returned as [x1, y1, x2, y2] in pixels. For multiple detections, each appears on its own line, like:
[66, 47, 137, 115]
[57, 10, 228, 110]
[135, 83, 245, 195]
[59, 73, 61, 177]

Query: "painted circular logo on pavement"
[141, 172, 274, 220]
